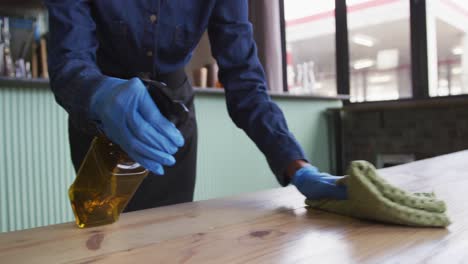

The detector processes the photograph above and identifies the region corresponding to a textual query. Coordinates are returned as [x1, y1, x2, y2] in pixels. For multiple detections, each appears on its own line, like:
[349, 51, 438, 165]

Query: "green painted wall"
[0, 84, 74, 232]
[0, 83, 342, 232]
[194, 93, 342, 200]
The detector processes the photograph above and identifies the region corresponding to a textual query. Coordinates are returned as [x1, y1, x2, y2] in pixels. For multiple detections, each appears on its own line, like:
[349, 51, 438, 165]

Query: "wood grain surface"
[1, 151, 468, 264]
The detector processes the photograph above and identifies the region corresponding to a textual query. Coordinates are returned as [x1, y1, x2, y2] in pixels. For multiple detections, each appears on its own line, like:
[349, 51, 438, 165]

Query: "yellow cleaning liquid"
[68, 136, 148, 228]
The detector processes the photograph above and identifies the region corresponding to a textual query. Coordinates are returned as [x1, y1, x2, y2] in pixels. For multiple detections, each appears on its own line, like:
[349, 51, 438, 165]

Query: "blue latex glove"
[89, 77, 185, 175]
[292, 165, 348, 200]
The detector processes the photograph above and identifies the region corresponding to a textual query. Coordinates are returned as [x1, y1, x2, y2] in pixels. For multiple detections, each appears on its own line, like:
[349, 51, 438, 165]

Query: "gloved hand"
[292, 165, 348, 200]
[89, 77, 185, 175]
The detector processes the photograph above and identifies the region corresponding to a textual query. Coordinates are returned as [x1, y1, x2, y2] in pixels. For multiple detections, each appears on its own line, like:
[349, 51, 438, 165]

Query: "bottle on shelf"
[0, 19, 4, 75]
[2, 18, 14, 78]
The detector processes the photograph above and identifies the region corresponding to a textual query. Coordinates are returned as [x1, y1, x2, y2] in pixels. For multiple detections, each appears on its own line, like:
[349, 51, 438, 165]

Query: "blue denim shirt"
[45, 0, 307, 185]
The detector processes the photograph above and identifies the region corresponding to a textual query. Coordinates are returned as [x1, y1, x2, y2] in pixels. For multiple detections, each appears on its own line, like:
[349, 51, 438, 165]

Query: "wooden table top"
[1, 150, 468, 264]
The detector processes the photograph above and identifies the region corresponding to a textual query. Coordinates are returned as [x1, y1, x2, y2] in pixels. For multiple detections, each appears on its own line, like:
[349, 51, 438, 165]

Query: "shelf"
[0, 0, 44, 9]
[193, 87, 225, 95]
[267, 90, 350, 100]
[0, 78, 349, 101]
[0, 76, 49, 87]
[194, 87, 349, 100]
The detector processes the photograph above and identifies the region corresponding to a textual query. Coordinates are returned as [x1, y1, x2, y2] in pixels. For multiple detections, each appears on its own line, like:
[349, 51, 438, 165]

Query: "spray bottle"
[68, 78, 189, 228]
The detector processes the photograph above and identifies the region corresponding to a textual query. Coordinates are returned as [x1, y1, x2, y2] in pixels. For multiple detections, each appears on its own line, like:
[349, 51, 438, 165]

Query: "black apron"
[68, 69, 197, 212]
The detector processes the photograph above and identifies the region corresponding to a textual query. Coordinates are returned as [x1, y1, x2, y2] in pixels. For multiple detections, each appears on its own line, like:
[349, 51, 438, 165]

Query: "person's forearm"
[207, 0, 308, 185]
[46, 0, 107, 133]
[285, 160, 310, 179]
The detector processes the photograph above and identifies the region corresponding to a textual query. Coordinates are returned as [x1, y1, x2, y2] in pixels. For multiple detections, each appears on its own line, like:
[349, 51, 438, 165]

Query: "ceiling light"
[377, 49, 399, 70]
[352, 34, 375, 47]
[353, 59, 375, 70]
[452, 46, 463, 55]
[369, 75, 391, 83]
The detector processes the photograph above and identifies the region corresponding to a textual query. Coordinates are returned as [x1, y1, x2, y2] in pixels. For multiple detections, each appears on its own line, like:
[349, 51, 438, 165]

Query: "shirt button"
[146, 51, 153, 57]
[149, 14, 157, 24]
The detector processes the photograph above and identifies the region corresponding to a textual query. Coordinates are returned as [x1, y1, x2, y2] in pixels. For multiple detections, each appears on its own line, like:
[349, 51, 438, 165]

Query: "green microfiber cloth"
[306, 161, 451, 227]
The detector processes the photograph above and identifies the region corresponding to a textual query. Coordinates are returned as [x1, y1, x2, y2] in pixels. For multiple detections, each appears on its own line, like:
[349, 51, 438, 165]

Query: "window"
[283, 0, 337, 96]
[281, 0, 468, 101]
[347, 0, 412, 102]
[427, 0, 468, 97]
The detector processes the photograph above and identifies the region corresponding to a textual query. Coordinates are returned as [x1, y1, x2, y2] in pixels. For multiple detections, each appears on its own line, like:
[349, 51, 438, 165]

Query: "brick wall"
[340, 103, 468, 169]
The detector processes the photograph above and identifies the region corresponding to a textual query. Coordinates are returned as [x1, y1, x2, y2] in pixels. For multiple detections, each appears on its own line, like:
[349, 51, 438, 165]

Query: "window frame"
[280, 0, 466, 103]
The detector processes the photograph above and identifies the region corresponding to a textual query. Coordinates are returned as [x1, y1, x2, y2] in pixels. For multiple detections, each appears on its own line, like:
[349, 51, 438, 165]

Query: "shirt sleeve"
[207, 0, 308, 186]
[45, 0, 116, 133]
